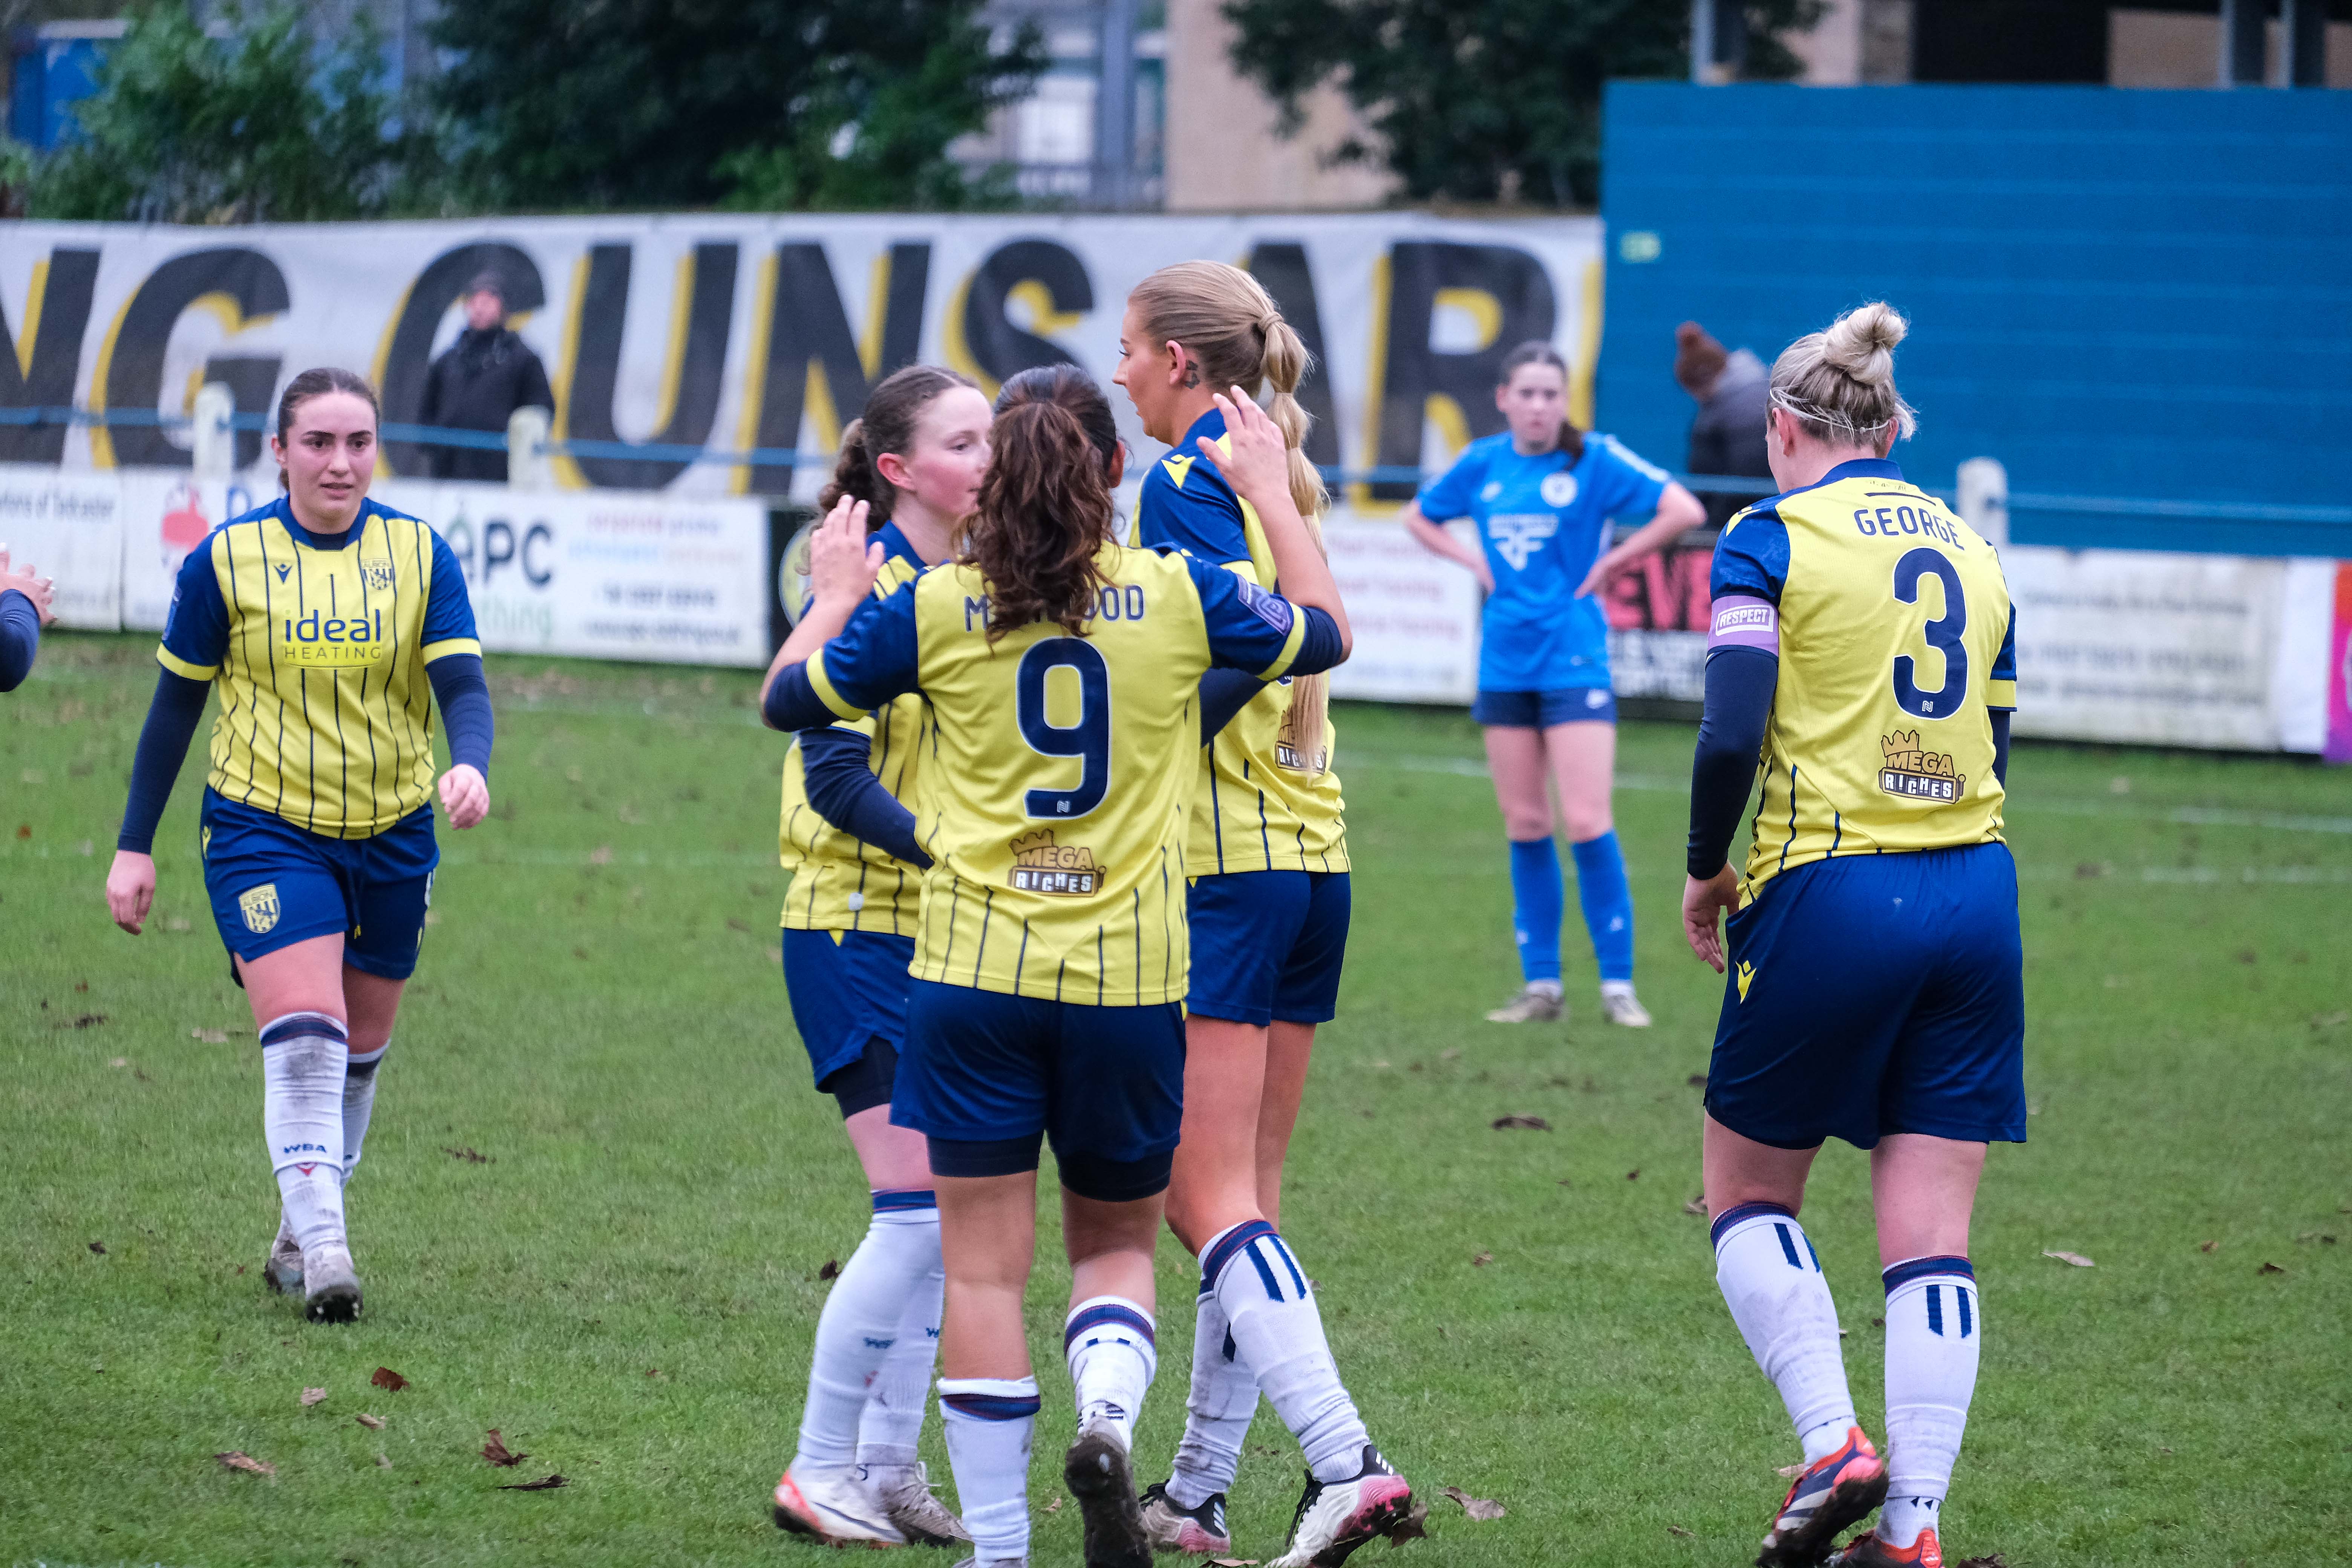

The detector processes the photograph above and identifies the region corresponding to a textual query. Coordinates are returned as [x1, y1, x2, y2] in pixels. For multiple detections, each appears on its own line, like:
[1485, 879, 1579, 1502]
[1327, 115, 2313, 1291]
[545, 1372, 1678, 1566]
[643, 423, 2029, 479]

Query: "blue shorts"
[199, 789, 439, 980]
[1186, 870, 1351, 1027]
[1707, 843, 2026, 1151]
[781, 927, 915, 1094]
[893, 980, 1186, 1197]
[1472, 687, 1617, 727]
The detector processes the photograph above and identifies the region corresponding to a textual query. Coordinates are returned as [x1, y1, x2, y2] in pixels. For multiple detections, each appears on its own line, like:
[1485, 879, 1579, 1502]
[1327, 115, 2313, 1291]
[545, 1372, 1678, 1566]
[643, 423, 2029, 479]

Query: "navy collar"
[873, 519, 926, 568]
[268, 494, 371, 551]
[1177, 405, 1227, 453]
[1764, 455, 1906, 508]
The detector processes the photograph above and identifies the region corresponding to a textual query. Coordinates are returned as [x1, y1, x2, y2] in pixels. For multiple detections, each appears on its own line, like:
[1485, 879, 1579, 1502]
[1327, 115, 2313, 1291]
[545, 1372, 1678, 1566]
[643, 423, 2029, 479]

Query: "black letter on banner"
[100, 248, 290, 471]
[561, 241, 738, 489]
[1370, 243, 1554, 501]
[746, 242, 931, 496]
[953, 240, 1088, 397]
[0, 248, 99, 464]
[1244, 242, 1339, 472]
[378, 243, 545, 478]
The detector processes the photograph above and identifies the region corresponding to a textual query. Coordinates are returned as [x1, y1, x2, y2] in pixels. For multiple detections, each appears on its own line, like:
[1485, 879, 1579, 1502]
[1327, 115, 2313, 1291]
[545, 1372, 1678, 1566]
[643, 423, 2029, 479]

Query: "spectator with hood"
[419, 274, 554, 483]
[1677, 322, 1774, 531]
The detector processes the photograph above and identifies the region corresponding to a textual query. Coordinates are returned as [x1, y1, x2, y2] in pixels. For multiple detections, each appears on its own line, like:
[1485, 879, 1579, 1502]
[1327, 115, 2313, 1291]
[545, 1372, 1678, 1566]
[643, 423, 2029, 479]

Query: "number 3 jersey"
[804, 541, 1325, 1006]
[1710, 458, 2017, 902]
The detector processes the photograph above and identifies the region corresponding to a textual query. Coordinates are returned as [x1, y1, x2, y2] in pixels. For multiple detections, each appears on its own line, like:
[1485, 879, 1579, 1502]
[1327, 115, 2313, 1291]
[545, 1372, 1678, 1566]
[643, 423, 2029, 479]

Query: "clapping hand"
[805, 495, 882, 615]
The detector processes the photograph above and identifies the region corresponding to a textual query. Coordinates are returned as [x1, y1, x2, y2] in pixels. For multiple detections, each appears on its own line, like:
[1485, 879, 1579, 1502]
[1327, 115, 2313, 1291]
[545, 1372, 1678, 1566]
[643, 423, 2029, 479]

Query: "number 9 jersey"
[1710, 457, 2016, 902]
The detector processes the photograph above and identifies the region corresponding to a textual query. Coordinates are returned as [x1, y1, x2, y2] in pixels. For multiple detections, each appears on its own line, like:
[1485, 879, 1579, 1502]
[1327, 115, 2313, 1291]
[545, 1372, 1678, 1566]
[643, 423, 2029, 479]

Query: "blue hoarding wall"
[1598, 83, 2352, 557]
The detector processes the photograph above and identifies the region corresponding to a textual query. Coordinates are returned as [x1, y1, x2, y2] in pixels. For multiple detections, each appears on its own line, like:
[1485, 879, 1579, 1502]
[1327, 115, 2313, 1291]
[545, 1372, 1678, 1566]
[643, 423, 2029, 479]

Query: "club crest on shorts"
[1879, 730, 1965, 803]
[361, 558, 397, 593]
[239, 882, 281, 934]
[1539, 470, 1579, 507]
[1008, 830, 1101, 896]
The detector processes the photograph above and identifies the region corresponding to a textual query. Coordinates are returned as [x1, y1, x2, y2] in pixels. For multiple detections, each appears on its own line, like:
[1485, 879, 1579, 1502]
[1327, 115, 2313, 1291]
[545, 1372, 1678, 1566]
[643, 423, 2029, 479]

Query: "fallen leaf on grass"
[588, 845, 612, 865]
[2309, 1010, 2347, 1030]
[1387, 1501, 1430, 1541]
[165, 916, 190, 932]
[190, 1027, 228, 1043]
[482, 1430, 528, 1467]
[375, 1453, 392, 1468]
[498, 1473, 568, 1491]
[355, 1414, 385, 1430]
[300, 1387, 327, 1407]
[72, 1013, 108, 1028]
[1683, 1196, 1707, 1216]
[2200, 1240, 2220, 1253]
[216, 1451, 275, 1477]
[1668, 1524, 1694, 1538]
[1955, 1556, 2009, 1568]
[817, 1259, 841, 1281]
[1625, 1169, 1641, 1181]
[2294, 1232, 2337, 1245]
[371, 1366, 410, 1392]
[2042, 1250, 2094, 1268]
[1870, 1317, 1885, 1329]
[1776, 1464, 1806, 1479]
[1438, 1048, 1462, 1063]
[2258, 1261, 2287, 1275]
[15, 823, 28, 839]
[1471, 1251, 1493, 1267]
[1490, 1115, 1550, 1131]
[443, 1146, 492, 1164]
[87, 1240, 106, 1254]
[1044, 1496, 1062, 1514]
[109, 1057, 128, 1067]
[1437, 1485, 1505, 1521]
[1686, 1073, 1707, 1087]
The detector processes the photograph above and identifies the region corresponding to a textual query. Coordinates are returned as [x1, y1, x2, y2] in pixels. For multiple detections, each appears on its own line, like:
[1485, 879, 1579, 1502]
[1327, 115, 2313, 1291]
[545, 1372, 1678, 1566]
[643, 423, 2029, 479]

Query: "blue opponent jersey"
[1417, 431, 1670, 692]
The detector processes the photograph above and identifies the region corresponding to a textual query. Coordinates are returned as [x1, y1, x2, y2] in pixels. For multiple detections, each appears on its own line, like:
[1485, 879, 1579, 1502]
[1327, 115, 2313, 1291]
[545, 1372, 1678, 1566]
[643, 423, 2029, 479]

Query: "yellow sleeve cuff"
[420, 637, 483, 664]
[807, 650, 867, 722]
[1986, 678, 2017, 710]
[157, 646, 217, 681]
[1254, 605, 1309, 682]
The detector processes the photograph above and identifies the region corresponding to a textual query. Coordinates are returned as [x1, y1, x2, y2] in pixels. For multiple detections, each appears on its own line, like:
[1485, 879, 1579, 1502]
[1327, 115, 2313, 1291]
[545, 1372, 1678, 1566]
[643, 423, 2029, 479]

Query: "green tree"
[1220, 0, 1819, 207]
[430, 0, 1044, 213]
[27, 2, 428, 222]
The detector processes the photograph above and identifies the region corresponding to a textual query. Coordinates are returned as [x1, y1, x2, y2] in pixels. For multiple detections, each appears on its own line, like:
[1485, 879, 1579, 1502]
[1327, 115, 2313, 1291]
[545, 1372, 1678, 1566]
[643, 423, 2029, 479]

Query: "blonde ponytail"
[1768, 301, 1917, 449]
[1130, 261, 1335, 772]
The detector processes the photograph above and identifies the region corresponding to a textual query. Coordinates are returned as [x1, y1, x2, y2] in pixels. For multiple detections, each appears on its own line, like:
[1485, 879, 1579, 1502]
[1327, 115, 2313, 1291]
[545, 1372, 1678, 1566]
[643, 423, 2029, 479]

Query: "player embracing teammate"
[1685, 303, 2021, 1568]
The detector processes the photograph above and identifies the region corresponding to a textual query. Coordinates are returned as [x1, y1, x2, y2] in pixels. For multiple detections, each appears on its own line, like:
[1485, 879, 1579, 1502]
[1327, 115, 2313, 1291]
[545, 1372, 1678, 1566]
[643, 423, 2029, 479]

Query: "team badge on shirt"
[1008, 830, 1102, 896]
[1487, 513, 1559, 571]
[1539, 471, 1579, 507]
[362, 559, 397, 593]
[239, 883, 281, 934]
[1879, 731, 1966, 803]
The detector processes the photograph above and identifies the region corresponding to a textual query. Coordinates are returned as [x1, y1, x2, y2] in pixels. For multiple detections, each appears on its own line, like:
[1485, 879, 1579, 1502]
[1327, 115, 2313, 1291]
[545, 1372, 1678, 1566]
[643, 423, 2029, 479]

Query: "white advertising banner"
[0, 468, 124, 630]
[1324, 516, 1479, 704]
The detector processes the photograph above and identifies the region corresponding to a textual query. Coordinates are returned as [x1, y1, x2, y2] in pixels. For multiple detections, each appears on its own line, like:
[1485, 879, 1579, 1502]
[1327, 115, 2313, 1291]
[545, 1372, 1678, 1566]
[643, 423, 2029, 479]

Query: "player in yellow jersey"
[1680, 305, 2020, 1568]
[763, 380, 1351, 1568]
[103, 369, 494, 1325]
[764, 366, 990, 1549]
[1115, 262, 1415, 1568]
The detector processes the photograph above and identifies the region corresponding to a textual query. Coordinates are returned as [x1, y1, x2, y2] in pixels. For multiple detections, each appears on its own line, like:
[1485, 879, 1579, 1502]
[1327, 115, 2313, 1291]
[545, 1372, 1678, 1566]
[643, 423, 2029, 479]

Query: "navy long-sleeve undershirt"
[427, 653, 495, 777]
[797, 723, 931, 868]
[0, 588, 39, 692]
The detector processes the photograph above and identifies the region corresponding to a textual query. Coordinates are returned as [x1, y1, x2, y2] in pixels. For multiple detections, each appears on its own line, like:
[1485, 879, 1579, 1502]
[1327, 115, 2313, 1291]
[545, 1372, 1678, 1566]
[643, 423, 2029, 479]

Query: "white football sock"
[1203, 1221, 1369, 1484]
[1169, 1287, 1257, 1509]
[262, 1012, 349, 1255]
[793, 1191, 942, 1476]
[1711, 1203, 1856, 1462]
[1064, 1295, 1157, 1453]
[940, 1376, 1040, 1562]
[341, 1043, 385, 1181]
[858, 1258, 944, 1470]
[1880, 1256, 1980, 1548]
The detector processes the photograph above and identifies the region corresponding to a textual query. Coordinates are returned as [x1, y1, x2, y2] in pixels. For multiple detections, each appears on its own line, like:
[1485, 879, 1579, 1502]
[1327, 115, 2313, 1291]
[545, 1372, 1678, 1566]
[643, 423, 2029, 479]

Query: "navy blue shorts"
[1186, 870, 1351, 1027]
[1707, 843, 2026, 1151]
[893, 980, 1186, 1196]
[781, 926, 915, 1099]
[1472, 686, 1617, 727]
[199, 789, 438, 980]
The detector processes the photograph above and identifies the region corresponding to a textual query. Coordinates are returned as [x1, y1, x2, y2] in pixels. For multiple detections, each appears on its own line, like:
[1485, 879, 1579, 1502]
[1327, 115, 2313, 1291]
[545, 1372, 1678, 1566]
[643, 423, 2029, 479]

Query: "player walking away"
[104, 368, 495, 1325]
[1403, 343, 1706, 1027]
[763, 366, 993, 1550]
[1682, 303, 2020, 1568]
[1115, 261, 1416, 1568]
[762, 380, 1350, 1568]
[0, 544, 58, 691]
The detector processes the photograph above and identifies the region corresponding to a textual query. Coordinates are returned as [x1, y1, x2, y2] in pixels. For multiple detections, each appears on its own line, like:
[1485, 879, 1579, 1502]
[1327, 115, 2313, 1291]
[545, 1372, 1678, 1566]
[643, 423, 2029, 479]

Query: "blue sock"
[1570, 830, 1635, 983]
[1507, 836, 1564, 985]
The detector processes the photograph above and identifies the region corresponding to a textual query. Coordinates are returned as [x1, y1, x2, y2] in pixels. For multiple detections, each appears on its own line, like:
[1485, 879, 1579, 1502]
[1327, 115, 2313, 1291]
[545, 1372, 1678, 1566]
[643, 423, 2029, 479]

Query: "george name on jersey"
[1008, 829, 1102, 895]
[1878, 730, 1965, 803]
[280, 608, 388, 666]
[1853, 504, 1967, 548]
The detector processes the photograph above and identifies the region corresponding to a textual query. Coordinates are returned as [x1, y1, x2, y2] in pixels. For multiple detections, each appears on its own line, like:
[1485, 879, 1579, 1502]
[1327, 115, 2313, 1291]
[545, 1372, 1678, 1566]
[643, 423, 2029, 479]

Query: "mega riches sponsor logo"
[1007, 830, 1102, 896]
[1274, 700, 1327, 773]
[1879, 730, 1965, 803]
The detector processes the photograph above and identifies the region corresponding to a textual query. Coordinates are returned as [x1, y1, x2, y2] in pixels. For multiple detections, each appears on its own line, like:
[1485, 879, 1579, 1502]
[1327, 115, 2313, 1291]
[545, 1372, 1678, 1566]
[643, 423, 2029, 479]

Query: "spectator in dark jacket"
[1675, 322, 1773, 531]
[419, 274, 554, 482]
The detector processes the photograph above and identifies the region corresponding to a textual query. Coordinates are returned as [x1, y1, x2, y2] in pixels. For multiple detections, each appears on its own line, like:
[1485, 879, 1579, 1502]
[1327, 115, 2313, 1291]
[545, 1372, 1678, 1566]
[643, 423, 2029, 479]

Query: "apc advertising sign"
[1, 214, 1602, 502]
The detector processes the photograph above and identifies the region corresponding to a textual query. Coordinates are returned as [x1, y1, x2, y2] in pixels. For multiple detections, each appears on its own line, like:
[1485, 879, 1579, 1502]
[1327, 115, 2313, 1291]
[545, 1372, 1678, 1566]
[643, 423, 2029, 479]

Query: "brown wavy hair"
[963, 398, 1115, 643]
[993, 364, 1119, 480]
[818, 364, 977, 525]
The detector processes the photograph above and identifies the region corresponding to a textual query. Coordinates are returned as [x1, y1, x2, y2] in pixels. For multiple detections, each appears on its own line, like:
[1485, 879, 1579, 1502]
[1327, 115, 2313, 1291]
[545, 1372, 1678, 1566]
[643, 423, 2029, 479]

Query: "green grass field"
[4, 632, 2348, 1568]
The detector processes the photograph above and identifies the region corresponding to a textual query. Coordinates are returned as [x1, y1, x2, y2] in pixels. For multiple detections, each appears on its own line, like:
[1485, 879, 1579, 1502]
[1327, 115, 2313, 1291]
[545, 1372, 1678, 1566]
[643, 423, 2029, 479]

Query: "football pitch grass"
[4, 632, 2347, 1568]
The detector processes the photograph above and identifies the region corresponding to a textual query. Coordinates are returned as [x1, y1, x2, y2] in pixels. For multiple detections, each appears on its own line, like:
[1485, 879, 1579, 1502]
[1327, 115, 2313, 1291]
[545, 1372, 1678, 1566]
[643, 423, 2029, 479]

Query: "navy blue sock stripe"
[871, 1187, 939, 1213]
[1773, 1222, 1804, 1269]
[259, 1012, 347, 1048]
[1881, 1254, 1974, 1295]
[1926, 1284, 1943, 1335]
[942, 1391, 1041, 1421]
[1245, 1239, 1284, 1301]
[1268, 1234, 1309, 1297]
[1956, 1285, 1974, 1338]
[1708, 1200, 1796, 1249]
[1063, 1301, 1155, 1351]
[1201, 1219, 1279, 1293]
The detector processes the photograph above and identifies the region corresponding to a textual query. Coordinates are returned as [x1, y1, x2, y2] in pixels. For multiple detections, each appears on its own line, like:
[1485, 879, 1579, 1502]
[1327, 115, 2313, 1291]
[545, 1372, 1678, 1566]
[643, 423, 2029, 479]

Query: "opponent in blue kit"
[1405, 341, 1705, 1026]
[1681, 304, 2021, 1568]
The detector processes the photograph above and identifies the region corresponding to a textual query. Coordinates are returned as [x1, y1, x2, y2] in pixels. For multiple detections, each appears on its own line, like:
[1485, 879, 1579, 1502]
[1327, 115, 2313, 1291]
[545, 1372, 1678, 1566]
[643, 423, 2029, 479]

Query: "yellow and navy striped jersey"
[1710, 458, 2017, 902]
[805, 540, 1325, 1005]
[779, 523, 929, 934]
[1136, 407, 1348, 875]
[158, 495, 479, 838]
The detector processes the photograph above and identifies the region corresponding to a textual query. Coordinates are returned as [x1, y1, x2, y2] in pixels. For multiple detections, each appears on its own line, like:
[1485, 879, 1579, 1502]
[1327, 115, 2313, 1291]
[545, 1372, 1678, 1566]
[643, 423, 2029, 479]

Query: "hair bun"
[1822, 301, 1906, 387]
